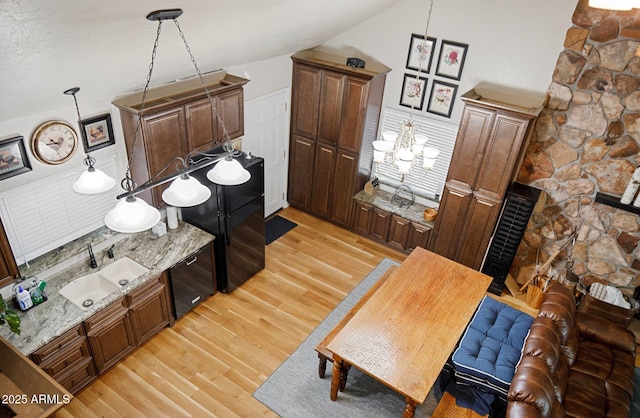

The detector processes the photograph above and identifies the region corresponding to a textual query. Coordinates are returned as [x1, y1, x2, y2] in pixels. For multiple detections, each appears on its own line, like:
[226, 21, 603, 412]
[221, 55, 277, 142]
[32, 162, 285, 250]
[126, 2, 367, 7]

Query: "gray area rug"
[253, 258, 440, 417]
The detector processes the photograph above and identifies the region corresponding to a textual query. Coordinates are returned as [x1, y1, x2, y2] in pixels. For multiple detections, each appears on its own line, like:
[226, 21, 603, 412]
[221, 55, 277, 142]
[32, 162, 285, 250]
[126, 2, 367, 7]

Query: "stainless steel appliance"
[168, 243, 216, 319]
[182, 151, 265, 293]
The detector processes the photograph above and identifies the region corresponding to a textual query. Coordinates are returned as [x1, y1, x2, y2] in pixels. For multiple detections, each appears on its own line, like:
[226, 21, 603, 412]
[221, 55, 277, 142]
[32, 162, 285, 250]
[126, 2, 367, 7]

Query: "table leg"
[330, 355, 344, 401]
[340, 363, 351, 391]
[402, 397, 417, 418]
[318, 353, 327, 378]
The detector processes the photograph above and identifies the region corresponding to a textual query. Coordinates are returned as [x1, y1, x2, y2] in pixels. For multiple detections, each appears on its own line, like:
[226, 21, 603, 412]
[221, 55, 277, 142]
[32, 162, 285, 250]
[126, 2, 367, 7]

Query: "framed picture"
[400, 74, 428, 110]
[406, 34, 437, 73]
[80, 113, 115, 152]
[0, 136, 31, 181]
[435, 40, 468, 80]
[427, 80, 458, 118]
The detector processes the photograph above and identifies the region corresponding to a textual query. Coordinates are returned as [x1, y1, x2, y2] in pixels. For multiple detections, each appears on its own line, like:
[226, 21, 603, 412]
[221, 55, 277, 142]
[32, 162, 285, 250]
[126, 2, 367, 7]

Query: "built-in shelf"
[595, 192, 640, 215]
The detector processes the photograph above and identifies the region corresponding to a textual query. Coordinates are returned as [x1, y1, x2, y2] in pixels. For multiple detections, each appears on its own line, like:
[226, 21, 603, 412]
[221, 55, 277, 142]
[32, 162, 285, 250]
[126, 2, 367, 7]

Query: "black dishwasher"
[168, 243, 216, 319]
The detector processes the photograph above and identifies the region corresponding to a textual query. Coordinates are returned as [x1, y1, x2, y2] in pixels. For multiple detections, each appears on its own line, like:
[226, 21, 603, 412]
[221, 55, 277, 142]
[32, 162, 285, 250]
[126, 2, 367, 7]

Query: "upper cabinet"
[288, 48, 390, 227]
[430, 89, 542, 270]
[113, 71, 249, 206]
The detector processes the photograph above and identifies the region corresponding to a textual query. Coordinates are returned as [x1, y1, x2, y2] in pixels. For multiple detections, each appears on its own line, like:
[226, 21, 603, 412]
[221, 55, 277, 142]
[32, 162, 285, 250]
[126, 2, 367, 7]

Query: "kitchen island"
[0, 222, 214, 356]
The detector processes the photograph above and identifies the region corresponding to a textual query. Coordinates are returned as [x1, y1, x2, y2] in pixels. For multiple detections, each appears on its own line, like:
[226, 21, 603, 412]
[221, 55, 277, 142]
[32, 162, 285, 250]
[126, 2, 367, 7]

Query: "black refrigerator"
[182, 151, 265, 293]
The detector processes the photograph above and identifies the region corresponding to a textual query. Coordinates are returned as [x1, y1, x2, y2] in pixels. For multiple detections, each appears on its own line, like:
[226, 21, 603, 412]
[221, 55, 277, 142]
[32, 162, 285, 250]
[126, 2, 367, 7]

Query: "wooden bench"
[315, 265, 397, 379]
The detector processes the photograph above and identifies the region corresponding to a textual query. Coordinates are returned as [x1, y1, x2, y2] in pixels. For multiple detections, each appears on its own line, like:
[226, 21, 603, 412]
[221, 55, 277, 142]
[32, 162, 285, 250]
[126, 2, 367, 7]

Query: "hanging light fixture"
[105, 8, 250, 233]
[372, 0, 440, 183]
[64, 87, 116, 194]
[588, 0, 633, 10]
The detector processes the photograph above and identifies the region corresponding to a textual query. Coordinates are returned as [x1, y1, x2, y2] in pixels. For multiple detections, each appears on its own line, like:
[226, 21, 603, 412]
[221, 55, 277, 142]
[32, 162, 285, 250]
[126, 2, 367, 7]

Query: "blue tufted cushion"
[452, 296, 534, 399]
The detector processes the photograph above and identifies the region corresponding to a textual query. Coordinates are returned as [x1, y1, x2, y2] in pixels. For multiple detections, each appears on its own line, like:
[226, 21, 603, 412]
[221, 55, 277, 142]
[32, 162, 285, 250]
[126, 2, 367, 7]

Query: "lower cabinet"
[31, 272, 173, 394]
[351, 200, 431, 253]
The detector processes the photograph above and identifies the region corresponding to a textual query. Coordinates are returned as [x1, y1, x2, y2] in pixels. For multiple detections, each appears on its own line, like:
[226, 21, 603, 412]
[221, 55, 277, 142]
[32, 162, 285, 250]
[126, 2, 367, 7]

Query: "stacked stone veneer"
[511, 0, 640, 294]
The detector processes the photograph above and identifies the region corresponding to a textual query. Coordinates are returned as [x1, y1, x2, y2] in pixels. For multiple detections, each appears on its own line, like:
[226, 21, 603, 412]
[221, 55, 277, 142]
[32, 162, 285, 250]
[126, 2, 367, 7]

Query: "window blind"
[0, 156, 121, 265]
[375, 107, 458, 201]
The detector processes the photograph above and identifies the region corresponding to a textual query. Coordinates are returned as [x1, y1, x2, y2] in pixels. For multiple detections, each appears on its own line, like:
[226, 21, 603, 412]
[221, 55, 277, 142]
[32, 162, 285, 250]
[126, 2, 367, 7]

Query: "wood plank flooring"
[55, 207, 407, 417]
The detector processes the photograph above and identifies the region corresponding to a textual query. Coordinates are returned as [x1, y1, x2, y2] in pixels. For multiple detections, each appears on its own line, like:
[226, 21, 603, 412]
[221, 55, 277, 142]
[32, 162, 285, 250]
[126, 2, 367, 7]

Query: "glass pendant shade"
[161, 174, 211, 207]
[372, 140, 394, 163]
[588, 0, 632, 9]
[104, 196, 162, 233]
[72, 167, 117, 194]
[206, 157, 251, 185]
[422, 147, 440, 170]
[397, 148, 415, 175]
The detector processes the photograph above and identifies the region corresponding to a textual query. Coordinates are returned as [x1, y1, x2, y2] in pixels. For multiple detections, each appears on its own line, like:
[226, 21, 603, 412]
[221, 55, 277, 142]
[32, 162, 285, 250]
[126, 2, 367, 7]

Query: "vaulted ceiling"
[0, 0, 402, 122]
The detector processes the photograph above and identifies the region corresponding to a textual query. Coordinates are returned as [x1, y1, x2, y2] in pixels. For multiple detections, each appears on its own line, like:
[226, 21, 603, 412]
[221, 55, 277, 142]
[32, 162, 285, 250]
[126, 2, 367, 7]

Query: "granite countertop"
[0, 221, 214, 356]
[354, 189, 438, 227]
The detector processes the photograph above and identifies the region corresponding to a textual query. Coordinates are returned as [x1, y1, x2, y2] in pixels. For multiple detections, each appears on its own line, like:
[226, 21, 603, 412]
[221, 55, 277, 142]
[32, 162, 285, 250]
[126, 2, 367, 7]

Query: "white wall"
[323, 0, 578, 127]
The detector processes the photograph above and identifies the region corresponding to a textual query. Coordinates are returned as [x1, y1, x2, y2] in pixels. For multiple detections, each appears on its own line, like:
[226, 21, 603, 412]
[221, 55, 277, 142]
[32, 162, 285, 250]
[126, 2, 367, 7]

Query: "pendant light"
[105, 9, 252, 233]
[64, 87, 116, 194]
[588, 0, 633, 10]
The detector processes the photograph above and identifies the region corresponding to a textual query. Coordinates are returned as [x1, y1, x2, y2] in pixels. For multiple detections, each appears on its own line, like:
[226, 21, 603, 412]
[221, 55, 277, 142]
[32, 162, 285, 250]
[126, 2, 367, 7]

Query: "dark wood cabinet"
[113, 71, 249, 207]
[0, 217, 18, 289]
[351, 199, 431, 253]
[288, 49, 390, 227]
[31, 324, 97, 395]
[127, 272, 171, 345]
[430, 89, 541, 270]
[84, 298, 136, 374]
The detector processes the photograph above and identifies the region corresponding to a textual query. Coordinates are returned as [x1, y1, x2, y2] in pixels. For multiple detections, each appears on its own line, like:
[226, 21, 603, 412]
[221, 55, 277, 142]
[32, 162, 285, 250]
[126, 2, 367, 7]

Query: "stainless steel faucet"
[88, 244, 98, 268]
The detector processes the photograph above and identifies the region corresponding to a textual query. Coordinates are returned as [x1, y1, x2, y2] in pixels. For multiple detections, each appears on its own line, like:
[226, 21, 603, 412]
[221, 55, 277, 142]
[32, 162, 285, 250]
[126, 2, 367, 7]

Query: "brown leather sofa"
[507, 281, 636, 417]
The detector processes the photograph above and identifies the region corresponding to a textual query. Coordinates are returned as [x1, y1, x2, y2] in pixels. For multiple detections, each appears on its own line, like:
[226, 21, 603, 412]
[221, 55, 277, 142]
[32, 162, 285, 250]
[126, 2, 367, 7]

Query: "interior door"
[243, 89, 290, 216]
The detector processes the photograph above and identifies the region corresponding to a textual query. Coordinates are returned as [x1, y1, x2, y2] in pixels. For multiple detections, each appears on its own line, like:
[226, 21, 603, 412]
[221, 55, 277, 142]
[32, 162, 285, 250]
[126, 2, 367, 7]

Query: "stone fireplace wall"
[511, 0, 640, 295]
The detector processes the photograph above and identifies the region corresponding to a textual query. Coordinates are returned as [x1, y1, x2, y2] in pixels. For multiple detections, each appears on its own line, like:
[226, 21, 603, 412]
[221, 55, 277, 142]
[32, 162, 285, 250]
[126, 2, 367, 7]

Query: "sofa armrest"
[576, 311, 636, 353]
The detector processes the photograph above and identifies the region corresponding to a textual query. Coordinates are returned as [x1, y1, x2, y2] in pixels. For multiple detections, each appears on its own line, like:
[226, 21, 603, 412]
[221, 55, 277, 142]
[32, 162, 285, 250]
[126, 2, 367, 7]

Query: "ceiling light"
[588, 0, 633, 10]
[105, 9, 250, 233]
[64, 87, 116, 194]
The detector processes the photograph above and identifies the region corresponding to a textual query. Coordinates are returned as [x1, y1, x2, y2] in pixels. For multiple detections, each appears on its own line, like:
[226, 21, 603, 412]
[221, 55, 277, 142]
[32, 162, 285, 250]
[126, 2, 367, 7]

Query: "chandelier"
[103, 9, 250, 233]
[371, 0, 439, 183]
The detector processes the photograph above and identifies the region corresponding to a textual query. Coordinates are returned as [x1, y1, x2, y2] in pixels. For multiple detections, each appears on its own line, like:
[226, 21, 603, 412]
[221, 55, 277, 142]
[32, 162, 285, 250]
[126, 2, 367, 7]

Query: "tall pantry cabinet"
[430, 89, 541, 270]
[288, 49, 390, 227]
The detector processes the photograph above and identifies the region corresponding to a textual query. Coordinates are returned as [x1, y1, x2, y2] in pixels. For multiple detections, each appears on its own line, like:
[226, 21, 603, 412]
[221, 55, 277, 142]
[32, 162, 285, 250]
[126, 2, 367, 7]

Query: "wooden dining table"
[326, 247, 493, 418]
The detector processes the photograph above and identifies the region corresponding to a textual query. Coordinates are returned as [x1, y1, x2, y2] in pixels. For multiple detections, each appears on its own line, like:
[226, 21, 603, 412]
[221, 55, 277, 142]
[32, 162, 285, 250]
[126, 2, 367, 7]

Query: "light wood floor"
[55, 207, 408, 417]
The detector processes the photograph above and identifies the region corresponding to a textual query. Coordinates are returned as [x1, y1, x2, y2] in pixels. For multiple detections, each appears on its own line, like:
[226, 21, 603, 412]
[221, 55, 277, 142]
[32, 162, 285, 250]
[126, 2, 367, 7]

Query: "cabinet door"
[456, 193, 502, 270]
[370, 208, 391, 242]
[330, 150, 358, 227]
[475, 112, 531, 200]
[215, 88, 244, 141]
[288, 135, 316, 210]
[0, 217, 18, 289]
[351, 200, 373, 234]
[185, 97, 217, 152]
[127, 273, 171, 345]
[446, 105, 495, 191]
[142, 108, 188, 206]
[310, 143, 337, 218]
[85, 298, 136, 374]
[291, 64, 321, 139]
[406, 222, 432, 252]
[339, 77, 369, 153]
[317, 72, 345, 146]
[430, 184, 473, 260]
[387, 215, 411, 251]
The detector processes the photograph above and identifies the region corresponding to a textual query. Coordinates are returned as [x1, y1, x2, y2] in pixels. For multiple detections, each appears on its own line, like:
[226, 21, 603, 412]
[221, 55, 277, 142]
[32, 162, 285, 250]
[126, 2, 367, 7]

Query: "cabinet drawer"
[39, 338, 92, 378]
[31, 323, 85, 365]
[57, 357, 97, 394]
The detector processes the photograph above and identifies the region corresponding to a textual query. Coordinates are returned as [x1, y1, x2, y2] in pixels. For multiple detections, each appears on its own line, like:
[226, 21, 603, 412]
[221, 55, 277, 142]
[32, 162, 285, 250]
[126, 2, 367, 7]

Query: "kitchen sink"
[59, 274, 120, 309]
[58, 257, 149, 309]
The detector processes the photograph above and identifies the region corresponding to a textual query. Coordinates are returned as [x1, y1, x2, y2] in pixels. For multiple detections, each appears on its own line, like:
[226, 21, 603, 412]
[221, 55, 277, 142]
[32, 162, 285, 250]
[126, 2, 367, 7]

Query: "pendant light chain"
[123, 19, 164, 192]
[174, 19, 232, 150]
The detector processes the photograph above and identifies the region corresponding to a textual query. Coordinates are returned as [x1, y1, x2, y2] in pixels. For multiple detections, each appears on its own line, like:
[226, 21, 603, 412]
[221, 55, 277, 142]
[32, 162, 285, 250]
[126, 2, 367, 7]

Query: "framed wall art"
[400, 74, 428, 111]
[406, 34, 437, 73]
[435, 40, 468, 81]
[427, 80, 458, 118]
[80, 113, 115, 152]
[0, 136, 31, 181]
